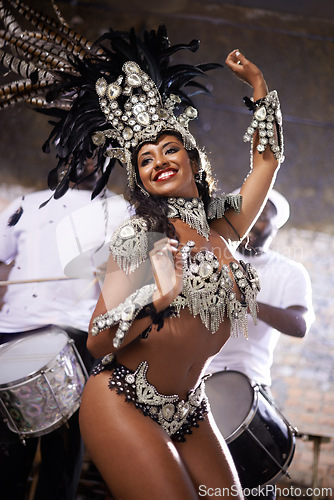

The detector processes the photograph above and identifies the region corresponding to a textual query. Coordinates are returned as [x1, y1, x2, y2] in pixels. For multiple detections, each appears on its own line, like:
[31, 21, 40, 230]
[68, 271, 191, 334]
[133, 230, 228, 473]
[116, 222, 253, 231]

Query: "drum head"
[206, 370, 255, 440]
[0, 327, 69, 386]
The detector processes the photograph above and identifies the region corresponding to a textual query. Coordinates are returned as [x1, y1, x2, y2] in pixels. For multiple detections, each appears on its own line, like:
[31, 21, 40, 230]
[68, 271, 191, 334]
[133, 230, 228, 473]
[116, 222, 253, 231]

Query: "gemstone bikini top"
[173, 240, 260, 337]
[109, 208, 260, 337]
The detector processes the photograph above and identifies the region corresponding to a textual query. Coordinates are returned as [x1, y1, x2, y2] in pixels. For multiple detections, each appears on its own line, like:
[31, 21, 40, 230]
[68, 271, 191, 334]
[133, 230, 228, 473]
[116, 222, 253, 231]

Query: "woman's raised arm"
[210, 49, 283, 243]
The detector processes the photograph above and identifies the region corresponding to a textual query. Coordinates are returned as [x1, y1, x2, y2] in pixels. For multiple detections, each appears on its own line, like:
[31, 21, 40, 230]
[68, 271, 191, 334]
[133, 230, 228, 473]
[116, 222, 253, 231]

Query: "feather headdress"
[0, 0, 222, 199]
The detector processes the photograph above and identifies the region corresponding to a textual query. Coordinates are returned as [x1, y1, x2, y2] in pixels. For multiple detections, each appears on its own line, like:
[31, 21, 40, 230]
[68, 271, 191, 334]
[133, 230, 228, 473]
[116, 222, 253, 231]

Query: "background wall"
[0, 0, 333, 494]
[271, 229, 334, 494]
[1, 0, 334, 234]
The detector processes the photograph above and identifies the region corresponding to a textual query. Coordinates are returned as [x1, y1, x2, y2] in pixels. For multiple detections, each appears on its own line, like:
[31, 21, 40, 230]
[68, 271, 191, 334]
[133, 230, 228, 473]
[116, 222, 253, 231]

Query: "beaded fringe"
[110, 217, 149, 274]
[207, 193, 242, 220]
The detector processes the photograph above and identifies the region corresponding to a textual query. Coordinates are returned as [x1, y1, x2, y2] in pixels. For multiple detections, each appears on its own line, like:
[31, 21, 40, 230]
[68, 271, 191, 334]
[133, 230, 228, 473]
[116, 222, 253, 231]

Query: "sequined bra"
[172, 240, 260, 337]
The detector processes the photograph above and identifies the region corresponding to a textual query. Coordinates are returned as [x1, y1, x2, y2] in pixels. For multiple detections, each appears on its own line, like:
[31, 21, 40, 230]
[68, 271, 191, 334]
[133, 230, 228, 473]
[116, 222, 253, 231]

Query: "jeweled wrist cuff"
[90, 283, 156, 348]
[243, 90, 284, 163]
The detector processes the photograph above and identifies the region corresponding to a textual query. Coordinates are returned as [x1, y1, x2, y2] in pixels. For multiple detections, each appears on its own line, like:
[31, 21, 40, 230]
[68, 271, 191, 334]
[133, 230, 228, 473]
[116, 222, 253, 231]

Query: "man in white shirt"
[0, 170, 129, 500]
[207, 189, 315, 497]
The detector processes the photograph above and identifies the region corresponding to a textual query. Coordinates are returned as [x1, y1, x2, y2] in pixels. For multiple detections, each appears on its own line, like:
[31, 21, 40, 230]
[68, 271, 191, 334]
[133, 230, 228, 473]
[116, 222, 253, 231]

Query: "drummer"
[207, 190, 314, 497]
[0, 166, 126, 500]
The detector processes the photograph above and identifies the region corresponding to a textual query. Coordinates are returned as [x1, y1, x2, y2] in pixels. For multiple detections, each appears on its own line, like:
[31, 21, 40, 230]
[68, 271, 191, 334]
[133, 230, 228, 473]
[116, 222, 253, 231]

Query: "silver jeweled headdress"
[92, 61, 202, 190]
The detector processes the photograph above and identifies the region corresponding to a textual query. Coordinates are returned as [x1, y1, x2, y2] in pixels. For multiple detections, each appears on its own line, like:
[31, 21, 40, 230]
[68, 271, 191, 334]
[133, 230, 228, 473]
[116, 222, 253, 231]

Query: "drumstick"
[0, 275, 104, 286]
[73, 276, 101, 304]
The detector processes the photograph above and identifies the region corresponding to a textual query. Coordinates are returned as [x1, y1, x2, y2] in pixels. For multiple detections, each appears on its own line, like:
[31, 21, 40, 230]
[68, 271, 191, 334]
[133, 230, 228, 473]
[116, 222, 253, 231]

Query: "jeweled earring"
[136, 182, 150, 197]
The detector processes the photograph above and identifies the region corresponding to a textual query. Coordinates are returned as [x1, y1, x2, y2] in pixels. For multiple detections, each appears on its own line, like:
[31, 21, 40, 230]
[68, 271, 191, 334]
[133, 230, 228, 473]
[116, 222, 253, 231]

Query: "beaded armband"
[90, 283, 156, 348]
[109, 216, 149, 274]
[207, 193, 242, 220]
[243, 90, 284, 163]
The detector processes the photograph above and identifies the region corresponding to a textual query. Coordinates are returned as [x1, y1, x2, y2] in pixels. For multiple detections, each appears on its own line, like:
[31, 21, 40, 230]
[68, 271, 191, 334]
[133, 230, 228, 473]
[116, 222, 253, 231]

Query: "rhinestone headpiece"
[92, 61, 206, 190]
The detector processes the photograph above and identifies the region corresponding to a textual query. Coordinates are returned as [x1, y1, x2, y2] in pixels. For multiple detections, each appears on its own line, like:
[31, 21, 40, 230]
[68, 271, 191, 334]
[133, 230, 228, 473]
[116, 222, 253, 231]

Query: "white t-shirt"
[0, 189, 129, 333]
[207, 249, 314, 386]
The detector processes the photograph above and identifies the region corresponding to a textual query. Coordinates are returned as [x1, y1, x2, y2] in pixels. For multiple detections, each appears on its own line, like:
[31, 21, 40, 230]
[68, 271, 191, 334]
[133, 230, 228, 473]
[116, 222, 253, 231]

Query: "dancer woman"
[79, 50, 284, 498]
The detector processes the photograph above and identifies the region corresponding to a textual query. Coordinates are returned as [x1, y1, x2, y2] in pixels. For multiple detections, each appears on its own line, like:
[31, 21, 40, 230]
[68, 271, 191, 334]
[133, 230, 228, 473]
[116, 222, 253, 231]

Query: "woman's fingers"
[225, 49, 265, 90]
[225, 49, 246, 68]
[150, 238, 178, 261]
[150, 238, 180, 297]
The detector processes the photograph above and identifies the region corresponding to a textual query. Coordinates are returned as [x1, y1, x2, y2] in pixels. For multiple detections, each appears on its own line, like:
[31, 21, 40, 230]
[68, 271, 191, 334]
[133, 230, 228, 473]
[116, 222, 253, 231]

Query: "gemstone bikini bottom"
[92, 355, 209, 442]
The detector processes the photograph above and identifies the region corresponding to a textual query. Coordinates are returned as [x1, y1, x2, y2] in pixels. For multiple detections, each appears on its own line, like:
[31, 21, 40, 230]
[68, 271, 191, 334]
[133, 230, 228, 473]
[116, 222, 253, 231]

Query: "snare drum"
[206, 370, 295, 488]
[0, 326, 88, 441]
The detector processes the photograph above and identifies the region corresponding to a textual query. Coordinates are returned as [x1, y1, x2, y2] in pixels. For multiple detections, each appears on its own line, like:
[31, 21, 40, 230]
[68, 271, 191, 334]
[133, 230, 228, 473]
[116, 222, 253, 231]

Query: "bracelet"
[90, 283, 156, 348]
[137, 301, 157, 320]
[137, 302, 175, 331]
[152, 305, 175, 331]
[243, 90, 284, 163]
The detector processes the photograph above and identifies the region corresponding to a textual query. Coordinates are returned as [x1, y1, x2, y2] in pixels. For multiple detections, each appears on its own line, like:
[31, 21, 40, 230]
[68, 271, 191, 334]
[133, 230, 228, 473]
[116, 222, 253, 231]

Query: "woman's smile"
[153, 168, 178, 182]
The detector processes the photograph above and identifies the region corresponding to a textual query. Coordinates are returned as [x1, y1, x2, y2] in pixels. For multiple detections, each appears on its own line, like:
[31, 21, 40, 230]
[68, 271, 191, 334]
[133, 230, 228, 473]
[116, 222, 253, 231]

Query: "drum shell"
[206, 370, 295, 489]
[227, 388, 295, 488]
[0, 329, 87, 439]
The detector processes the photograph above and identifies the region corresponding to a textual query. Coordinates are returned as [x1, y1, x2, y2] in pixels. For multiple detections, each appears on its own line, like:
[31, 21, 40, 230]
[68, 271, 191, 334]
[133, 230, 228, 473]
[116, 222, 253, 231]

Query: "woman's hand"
[225, 49, 268, 99]
[149, 237, 182, 311]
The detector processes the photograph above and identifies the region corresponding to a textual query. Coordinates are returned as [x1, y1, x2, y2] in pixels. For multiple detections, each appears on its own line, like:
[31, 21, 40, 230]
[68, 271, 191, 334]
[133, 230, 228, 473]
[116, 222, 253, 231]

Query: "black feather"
[39, 195, 53, 209]
[91, 160, 114, 199]
[7, 206, 23, 226]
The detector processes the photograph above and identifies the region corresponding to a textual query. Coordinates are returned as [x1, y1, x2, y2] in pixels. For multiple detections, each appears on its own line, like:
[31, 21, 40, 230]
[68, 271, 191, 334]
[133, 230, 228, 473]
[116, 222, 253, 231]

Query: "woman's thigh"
[175, 411, 244, 499]
[79, 373, 198, 500]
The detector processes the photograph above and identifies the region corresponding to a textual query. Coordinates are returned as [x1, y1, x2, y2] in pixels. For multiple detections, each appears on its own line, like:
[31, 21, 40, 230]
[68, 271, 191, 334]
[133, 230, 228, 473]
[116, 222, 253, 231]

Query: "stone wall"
[271, 228, 334, 494]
